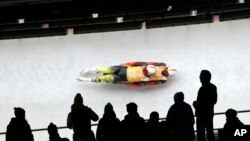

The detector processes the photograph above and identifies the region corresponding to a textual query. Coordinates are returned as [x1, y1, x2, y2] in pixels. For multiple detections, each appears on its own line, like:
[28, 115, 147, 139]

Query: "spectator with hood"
[96, 102, 121, 141]
[67, 93, 99, 141]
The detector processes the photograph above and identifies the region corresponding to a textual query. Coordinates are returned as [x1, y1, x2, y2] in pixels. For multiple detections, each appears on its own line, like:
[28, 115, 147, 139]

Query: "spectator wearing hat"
[67, 93, 99, 141]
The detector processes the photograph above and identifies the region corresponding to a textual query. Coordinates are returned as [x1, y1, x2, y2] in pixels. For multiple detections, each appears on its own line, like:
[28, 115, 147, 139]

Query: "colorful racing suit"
[92, 62, 168, 86]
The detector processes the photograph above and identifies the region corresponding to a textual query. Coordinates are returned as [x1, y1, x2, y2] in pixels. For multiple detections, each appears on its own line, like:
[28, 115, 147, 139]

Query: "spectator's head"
[149, 111, 159, 122]
[71, 93, 84, 111]
[74, 93, 83, 104]
[14, 107, 25, 119]
[48, 123, 66, 140]
[126, 102, 137, 114]
[48, 122, 58, 136]
[104, 102, 116, 118]
[174, 92, 184, 104]
[200, 70, 211, 84]
[104, 102, 113, 113]
[226, 109, 237, 119]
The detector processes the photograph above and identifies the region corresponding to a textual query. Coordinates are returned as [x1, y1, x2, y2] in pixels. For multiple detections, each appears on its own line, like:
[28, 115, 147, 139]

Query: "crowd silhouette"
[4, 70, 250, 141]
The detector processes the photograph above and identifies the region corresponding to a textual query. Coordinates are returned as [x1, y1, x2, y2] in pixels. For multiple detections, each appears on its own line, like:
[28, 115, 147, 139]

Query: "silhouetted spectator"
[145, 111, 165, 141]
[48, 122, 70, 141]
[166, 92, 195, 141]
[6, 107, 34, 141]
[96, 103, 121, 141]
[121, 102, 146, 141]
[219, 109, 244, 141]
[193, 70, 217, 141]
[67, 93, 99, 141]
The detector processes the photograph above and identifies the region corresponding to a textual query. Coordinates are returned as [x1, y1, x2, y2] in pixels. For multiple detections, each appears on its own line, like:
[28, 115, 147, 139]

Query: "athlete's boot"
[77, 76, 92, 82]
[80, 67, 97, 77]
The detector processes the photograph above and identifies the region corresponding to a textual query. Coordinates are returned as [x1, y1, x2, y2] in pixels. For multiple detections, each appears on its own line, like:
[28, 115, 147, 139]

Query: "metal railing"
[1, 110, 250, 135]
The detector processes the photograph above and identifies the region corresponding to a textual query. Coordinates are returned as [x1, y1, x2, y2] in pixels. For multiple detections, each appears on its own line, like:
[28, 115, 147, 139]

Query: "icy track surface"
[1, 19, 250, 141]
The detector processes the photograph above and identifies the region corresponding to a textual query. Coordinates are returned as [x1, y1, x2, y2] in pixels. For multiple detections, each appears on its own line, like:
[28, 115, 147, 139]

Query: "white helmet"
[168, 67, 177, 76]
[146, 65, 156, 75]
